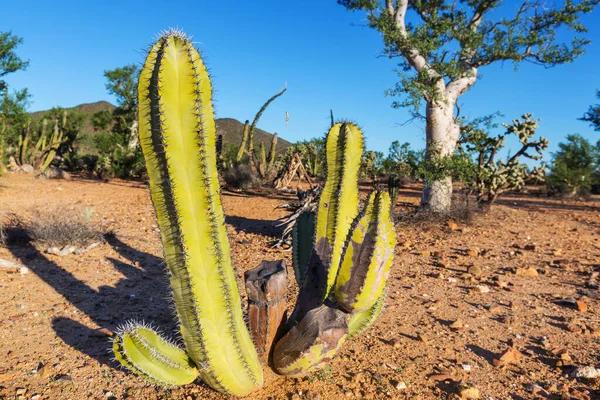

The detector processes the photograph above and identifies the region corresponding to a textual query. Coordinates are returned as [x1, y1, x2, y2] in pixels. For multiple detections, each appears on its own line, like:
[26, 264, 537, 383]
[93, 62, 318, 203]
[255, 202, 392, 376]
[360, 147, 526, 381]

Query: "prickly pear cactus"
[113, 30, 262, 396]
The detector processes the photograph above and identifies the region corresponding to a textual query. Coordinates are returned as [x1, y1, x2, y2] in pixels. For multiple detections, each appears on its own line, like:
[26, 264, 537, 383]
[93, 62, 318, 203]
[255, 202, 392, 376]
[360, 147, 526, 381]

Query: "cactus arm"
[113, 324, 198, 386]
[248, 88, 286, 163]
[19, 123, 30, 164]
[137, 33, 262, 396]
[315, 123, 363, 300]
[259, 142, 267, 175]
[335, 191, 396, 313]
[236, 120, 250, 162]
[347, 291, 385, 339]
[267, 132, 278, 171]
[273, 304, 348, 377]
[291, 211, 316, 286]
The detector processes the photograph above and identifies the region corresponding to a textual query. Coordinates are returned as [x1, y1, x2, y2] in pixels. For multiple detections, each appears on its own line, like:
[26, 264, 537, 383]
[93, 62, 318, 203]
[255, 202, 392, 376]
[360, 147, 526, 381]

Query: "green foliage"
[339, 0, 599, 117]
[91, 110, 112, 131]
[457, 113, 548, 208]
[277, 137, 326, 178]
[547, 134, 598, 196]
[0, 31, 29, 94]
[580, 89, 600, 131]
[88, 64, 144, 178]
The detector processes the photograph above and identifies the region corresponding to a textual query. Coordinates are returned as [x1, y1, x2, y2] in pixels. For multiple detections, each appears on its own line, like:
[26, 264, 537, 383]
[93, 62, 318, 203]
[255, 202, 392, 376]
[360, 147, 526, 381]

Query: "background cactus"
[113, 31, 262, 396]
[16, 114, 66, 172]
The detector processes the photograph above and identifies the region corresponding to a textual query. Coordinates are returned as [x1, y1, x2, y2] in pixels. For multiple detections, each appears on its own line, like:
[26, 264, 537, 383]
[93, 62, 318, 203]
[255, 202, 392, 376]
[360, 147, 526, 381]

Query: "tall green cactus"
[236, 120, 250, 162]
[267, 132, 278, 171]
[113, 31, 262, 396]
[275, 122, 396, 377]
[247, 88, 286, 168]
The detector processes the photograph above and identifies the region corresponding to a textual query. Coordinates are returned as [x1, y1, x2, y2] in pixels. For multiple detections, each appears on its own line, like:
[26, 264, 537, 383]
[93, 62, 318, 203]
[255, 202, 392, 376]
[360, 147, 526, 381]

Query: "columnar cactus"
[114, 29, 397, 397]
[236, 120, 250, 162]
[113, 31, 262, 396]
[273, 122, 397, 376]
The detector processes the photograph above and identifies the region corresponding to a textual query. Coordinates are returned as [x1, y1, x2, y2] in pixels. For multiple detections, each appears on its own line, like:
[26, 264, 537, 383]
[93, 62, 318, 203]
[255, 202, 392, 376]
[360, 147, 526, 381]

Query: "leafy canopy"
[0, 31, 29, 94]
[339, 0, 599, 116]
[580, 90, 600, 131]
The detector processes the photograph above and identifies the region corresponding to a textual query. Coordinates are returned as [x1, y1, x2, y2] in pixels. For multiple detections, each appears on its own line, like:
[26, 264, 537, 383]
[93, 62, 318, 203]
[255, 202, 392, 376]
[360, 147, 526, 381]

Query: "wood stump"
[244, 260, 288, 362]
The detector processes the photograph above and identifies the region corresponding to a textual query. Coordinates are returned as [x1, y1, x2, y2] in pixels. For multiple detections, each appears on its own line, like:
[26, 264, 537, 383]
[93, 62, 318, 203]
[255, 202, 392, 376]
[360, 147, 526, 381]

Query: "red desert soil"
[1, 174, 599, 400]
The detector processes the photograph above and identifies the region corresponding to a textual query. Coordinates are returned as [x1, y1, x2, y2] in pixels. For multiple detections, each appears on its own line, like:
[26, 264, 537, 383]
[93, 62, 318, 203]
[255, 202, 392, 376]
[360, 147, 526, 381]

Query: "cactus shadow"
[225, 215, 282, 238]
[5, 231, 177, 368]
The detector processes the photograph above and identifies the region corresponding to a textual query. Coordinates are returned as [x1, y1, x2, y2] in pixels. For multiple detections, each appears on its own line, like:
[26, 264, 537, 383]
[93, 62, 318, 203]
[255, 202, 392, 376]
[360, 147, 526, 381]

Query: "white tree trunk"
[420, 100, 460, 213]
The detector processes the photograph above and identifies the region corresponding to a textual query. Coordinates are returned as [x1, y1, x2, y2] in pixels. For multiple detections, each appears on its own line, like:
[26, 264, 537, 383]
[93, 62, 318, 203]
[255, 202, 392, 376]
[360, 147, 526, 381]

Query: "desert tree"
[0, 31, 30, 169]
[580, 90, 600, 131]
[339, 0, 599, 212]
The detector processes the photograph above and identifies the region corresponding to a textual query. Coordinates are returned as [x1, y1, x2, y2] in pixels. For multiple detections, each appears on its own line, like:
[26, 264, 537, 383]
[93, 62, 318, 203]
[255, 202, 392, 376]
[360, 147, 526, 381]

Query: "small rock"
[457, 383, 480, 399]
[31, 395, 41, 400]
[420, 251, 431, 257]
[475, 285, 490, 294]
[16, 388, 27, 396]
[46, 247, 61, 255]
[576, 300, 588, 312]
[494, 347, 522, 366]
[467, 249, 479, 257]
[450, 319, 464, 330]
[19, 266, 29, 275]
[417, 334, 429, 344]
[21, 164, 34, 173]
[0, 259, 20, 268]
[553, 249, 563, 256]
[515, 267, 538, 277]
[570, 366, 600, 379]
[57, 246, 76, 257]
[37, 364, 52, 378]
[396, 381, 407, 391]
[462, 364, 471, 371]
[467, 265, 483, 277]
[447, 221, 459, 231]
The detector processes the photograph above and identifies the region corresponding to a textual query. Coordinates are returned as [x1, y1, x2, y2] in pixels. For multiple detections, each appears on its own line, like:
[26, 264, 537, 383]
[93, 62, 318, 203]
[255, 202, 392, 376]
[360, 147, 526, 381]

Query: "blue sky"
[3, 1, 599, 161]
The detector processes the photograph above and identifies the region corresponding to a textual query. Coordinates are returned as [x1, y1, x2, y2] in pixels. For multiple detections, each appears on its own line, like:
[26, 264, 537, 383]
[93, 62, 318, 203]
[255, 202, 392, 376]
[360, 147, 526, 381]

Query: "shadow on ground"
[5, 229, 176, 367]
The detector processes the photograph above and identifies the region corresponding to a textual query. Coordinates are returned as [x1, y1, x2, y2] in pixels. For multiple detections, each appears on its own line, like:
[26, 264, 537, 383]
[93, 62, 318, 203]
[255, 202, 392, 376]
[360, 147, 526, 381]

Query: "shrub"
[24, 207, 104, 247]
[222, 163, 260, 190]
[547, 134, 598, 197]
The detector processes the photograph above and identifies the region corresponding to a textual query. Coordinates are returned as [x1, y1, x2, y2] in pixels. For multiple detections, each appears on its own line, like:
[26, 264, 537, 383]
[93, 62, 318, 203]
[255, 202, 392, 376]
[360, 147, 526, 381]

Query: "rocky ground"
[0, 174, 599, 400]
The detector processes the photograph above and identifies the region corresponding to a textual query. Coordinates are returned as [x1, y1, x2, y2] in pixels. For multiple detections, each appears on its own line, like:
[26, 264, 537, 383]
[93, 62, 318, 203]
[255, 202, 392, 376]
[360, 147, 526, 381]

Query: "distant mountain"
[31, 101, 292, 153]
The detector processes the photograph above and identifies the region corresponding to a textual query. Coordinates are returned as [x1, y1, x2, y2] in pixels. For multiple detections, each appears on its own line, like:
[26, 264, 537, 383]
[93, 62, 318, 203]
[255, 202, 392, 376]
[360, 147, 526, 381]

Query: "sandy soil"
[0, 174, 599, 400]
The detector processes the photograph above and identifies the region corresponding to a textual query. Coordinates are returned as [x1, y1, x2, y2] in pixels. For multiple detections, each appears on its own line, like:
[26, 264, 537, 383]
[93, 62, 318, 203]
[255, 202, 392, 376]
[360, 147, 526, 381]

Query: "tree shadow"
[5, 230, 175, 368]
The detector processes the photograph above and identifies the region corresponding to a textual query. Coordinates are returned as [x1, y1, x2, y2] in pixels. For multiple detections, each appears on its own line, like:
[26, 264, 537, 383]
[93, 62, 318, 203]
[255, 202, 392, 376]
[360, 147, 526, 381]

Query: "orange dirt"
[1, 174, 599, 399]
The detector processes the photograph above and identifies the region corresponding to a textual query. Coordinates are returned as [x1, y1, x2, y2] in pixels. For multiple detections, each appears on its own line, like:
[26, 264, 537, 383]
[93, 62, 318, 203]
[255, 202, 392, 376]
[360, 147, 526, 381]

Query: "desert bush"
[222, 163, 260, 190]
[456, 113, 547, 209]
[24, 207, 103, 247]
[547, 134, 598, 197]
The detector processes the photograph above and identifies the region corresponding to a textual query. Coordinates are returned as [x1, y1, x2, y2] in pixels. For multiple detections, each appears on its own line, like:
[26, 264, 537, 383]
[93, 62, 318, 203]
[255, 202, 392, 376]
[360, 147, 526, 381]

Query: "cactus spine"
[114, 31, 262, 396]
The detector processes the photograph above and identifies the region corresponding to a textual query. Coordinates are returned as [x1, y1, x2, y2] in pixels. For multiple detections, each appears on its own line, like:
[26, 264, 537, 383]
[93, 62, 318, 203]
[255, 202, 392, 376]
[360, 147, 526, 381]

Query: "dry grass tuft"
[24, 207, 104, 248]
